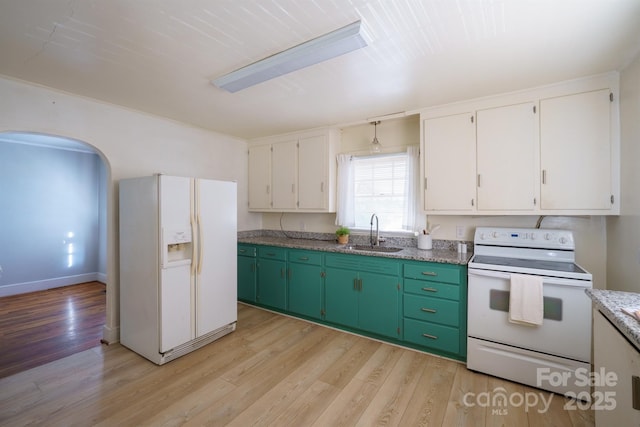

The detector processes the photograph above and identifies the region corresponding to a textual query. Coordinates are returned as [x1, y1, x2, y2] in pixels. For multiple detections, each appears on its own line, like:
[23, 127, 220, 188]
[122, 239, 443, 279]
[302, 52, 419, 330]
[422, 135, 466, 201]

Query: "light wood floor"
[0, 303, 594, 426]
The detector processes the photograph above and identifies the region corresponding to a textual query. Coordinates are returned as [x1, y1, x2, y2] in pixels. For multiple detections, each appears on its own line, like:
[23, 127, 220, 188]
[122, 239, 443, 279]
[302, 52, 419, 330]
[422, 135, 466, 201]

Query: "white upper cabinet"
[248, 144, 271, 210]
[419, 73, 619, 215]
[476, 102, 537, 211]
[298, 134, 330, 210]
[271, 139, 297, 209]
[423, 113, 476, 211]
[540, 89, 613, 211]
[248, 128, 339, 212]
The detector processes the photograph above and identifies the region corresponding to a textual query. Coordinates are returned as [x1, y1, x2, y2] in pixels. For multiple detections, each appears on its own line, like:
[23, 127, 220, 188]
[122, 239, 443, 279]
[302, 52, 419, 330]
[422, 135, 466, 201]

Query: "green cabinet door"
[237, 245, 257, 302]
[324, 266, 359, 329]
[257, 257, 287, 309]
[237, 255, 257, 302]
[358, 271, 399, 339]
[288, 262, 323, 319]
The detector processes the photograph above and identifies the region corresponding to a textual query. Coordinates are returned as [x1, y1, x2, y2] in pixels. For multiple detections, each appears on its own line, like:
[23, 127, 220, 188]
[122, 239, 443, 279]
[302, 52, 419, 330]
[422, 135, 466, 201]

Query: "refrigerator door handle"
[190, 179, 198, 278]
[197, 212, 204, 274]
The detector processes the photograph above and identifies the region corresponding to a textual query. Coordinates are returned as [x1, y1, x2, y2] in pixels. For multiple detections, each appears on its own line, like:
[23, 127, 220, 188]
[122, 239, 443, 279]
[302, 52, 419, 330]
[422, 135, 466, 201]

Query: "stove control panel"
[474, 227, 575, 250]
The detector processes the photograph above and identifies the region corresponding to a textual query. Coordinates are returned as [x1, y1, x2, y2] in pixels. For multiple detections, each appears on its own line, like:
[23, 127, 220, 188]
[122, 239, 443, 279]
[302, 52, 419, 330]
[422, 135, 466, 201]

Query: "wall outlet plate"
[456, 225, 466, 239]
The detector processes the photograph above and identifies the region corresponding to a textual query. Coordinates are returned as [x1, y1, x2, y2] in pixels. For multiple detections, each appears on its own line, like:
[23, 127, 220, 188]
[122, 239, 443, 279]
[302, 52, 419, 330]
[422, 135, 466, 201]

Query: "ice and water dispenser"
[162, 228, 193, 268]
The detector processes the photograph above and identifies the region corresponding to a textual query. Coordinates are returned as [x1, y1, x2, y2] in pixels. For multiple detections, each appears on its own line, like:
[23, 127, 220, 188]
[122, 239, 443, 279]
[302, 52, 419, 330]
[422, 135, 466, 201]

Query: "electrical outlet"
[299, 221, 305, 231]
[456, 226, 466, 239]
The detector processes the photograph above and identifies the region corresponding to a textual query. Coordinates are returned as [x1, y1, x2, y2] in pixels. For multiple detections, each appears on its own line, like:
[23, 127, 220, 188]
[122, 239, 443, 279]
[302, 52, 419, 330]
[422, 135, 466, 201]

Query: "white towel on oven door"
[508, 273, 544, 326]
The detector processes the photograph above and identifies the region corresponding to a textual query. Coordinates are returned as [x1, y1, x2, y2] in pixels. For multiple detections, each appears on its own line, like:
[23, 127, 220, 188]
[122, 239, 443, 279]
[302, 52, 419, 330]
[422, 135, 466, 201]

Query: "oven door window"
[489, 289, 563, 321]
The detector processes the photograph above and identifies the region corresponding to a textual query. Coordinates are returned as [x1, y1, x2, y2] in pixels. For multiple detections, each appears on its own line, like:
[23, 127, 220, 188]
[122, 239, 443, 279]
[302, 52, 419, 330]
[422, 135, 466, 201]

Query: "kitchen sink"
[351, 245, 403, 253]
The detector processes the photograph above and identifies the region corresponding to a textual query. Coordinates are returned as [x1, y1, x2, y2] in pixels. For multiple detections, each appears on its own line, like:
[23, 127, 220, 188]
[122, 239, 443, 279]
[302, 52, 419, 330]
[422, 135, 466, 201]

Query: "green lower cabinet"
[237, 245, 257, 302]
[257, 247, 287, 310]
[358, 271, 400, 339]
[403, 318, 460, 354]
[325, 254, 400, 340]
[324, 267, 359, 329]
[238, 244, 467, 361]
[288, 250, 324, 320]
[402, 260, 467, 361]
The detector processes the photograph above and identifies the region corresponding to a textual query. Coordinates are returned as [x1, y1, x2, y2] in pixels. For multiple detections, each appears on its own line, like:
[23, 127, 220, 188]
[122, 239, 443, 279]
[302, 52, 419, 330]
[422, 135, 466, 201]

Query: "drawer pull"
[239, 249, 246, 253]
[421, 271, 437, 276]
[421, 308, 437, 313]
[422, 287, 437, 292]
[299, 256, 309, 261]
[422, 333, 438, 340]
[267, 252, 276, 257]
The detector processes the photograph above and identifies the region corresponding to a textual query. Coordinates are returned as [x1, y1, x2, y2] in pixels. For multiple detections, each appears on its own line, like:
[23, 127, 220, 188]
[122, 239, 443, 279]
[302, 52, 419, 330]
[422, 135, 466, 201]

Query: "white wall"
[0, 75, 260, 343]
[606, 53, 640, 292]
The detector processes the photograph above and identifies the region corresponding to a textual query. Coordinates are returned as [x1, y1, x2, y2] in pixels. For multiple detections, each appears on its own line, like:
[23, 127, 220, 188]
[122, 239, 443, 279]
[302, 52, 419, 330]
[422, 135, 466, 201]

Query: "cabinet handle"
[422, 287, 437, 292]
[266, 185, 270, 194]
[291, 183, 295, 193]
[477, 174, 481, 187]
[542, 170, 547, 184]
[421, 308, 437, 313]
[471, 199, 474, 207]
[353, 278, 358, 290]
[320, 182, 324, 192]
[422, 333, 438, 340]
[239, 249, 246, 254]
[359, 278, 363, 291]
[421, 271, 437, 276]
[266, 252, 276, 256]
[280, 268, 285, 278]
[299, 256, 309, 261]
[251, 263, 256, 272]
[288, 269, 292, 280]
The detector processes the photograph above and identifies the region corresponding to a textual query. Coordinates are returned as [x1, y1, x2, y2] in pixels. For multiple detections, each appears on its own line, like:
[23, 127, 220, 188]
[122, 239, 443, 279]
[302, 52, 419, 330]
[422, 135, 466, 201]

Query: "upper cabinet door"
[476, 102, 537, 211]
[248, 144, 272, 210]
[540, 89, 612, 210]
[271, 139, 298, 209]
[424, 113, 476, 211]
[297, 134, 327, 210]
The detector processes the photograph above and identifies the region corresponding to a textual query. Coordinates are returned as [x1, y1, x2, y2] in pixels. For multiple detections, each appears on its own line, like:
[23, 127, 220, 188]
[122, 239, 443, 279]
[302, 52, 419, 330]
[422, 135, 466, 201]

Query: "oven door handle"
[468, 268, 592, 288]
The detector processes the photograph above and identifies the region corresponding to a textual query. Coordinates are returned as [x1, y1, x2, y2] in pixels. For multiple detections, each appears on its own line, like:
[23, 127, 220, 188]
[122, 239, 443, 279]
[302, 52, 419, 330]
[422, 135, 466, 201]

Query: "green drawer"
[325, 254, 399, 276]
[237, 244, 257, 257]
[403, 262, 461, 284]
[403, 294, 459, 327]
[258, 246, 287, 261]
[288, 250, 322, 265]
[404, 318, 460, 354]
[404, 279, 459, 300]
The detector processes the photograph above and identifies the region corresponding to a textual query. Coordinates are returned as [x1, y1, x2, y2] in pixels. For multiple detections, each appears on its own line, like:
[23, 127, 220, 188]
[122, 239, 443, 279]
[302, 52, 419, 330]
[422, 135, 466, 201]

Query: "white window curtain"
[402, 146, 420, 231]
[335, 154, 355, 227]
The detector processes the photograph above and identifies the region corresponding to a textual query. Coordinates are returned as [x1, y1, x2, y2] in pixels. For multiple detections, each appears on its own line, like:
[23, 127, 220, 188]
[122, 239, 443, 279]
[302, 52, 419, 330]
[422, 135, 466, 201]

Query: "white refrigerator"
[119, 174, 237, 365]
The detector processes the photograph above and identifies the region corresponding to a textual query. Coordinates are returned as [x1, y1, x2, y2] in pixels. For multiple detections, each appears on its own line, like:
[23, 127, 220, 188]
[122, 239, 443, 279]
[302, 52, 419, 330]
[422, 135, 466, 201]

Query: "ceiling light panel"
[211, 20, 368, 92]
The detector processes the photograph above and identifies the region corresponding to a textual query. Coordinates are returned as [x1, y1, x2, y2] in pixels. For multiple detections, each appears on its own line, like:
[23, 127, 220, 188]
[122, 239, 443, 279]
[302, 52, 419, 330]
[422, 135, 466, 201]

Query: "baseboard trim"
[102, 324, 120, 344]
[0, 273, 101, 297]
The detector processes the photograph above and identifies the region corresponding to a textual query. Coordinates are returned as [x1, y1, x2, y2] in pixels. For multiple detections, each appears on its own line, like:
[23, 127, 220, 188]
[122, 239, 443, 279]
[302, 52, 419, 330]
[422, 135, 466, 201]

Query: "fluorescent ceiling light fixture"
[212, 20, 368, 93]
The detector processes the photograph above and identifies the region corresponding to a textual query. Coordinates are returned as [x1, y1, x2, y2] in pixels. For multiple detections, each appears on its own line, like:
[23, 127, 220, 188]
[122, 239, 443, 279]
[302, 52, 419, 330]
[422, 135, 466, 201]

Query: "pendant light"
[370, 121, 381, 153]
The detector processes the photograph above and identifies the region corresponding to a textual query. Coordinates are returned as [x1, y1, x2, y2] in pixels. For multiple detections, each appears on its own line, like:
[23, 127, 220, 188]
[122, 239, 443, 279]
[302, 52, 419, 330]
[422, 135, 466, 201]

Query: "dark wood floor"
[0, 281, 106, 379]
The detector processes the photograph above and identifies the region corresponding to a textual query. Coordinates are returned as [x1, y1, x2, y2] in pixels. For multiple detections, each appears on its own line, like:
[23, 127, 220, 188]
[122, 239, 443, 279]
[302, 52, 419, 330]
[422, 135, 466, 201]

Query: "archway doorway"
[0, 131, 109, 377]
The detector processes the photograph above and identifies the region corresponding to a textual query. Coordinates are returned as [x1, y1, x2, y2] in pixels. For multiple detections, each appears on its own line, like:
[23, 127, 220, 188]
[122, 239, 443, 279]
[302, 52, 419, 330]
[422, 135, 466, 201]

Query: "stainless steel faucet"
[370, 213, 379, 246]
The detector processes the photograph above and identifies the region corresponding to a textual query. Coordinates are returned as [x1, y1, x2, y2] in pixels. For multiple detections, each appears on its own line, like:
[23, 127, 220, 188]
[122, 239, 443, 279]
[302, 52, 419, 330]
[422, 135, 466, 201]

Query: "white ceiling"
[1, 0, 639, 140]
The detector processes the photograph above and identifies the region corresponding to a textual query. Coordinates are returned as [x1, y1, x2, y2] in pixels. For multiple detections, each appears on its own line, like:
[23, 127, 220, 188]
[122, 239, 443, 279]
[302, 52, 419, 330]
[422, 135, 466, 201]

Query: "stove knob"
[559, 236, 567, 244]
[530, 233, 537, 240]
[544, 233, 552, 240]
[492, 231, 499, 238]
[479, 232, 486, 240]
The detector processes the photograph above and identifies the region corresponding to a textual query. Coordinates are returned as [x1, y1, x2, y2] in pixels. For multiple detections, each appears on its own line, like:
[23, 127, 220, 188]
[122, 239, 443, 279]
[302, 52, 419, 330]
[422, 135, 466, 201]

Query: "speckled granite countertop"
[586, 288, 640, 351]
[238, 230, 473, 265]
